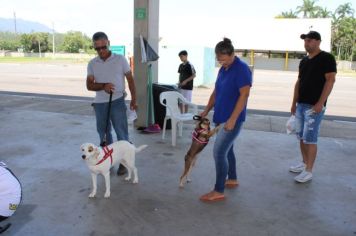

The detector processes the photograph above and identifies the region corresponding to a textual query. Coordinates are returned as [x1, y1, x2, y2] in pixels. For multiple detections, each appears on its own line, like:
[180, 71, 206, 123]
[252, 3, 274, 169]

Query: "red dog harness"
[192, 128, 209, 144]
[96, 146, 113, 166]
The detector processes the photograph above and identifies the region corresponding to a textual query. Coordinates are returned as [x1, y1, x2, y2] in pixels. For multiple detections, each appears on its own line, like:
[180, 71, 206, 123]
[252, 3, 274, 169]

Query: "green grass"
[0, 56, 90, 64]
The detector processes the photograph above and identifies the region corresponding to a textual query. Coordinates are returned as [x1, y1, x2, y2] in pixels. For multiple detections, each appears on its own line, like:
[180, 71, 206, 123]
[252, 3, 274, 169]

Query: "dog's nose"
[82, 155, 86, 159]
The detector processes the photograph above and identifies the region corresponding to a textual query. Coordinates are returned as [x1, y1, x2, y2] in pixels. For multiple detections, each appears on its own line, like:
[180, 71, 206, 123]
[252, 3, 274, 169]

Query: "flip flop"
[225, 180, 239, 189]
[199, 192, 225, 202]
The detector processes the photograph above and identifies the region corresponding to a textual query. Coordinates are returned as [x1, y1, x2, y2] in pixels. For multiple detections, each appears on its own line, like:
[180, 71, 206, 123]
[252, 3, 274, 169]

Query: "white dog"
[80, 141, 147, 198]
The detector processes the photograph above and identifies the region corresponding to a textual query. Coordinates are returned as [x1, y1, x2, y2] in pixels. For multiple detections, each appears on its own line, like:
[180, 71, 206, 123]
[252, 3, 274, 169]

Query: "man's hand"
[130, 99, 138, 110]
[103, 83, 115, 94]
[291, 103, 297, 115]
[312, 102, 324, 113]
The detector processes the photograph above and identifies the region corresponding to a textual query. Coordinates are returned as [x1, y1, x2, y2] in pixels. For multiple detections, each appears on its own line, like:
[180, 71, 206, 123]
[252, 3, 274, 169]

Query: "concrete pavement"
[0, 92, 356, 236]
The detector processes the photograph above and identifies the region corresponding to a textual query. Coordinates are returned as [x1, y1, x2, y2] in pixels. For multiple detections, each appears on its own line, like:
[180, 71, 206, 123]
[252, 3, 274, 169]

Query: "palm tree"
[283, 10, 298, 18]
[275, 9, 298, 18]
[296, 0, 320, 18]
[334, 2, 354, 20]
[315, 7, 332, 18]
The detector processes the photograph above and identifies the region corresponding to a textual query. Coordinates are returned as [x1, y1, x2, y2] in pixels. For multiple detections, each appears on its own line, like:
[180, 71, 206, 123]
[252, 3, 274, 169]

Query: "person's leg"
[305, 144, 317, 172]
[110, 97, 129, 141]
[300, 141, 307, 164]
[184, 90, 192, 113]
[225, 123, 243, 186]
[225, 145, 240, 188]
[179, 89, 185, 113]
[93, 102, 113, 145]
[303, 106, 325, 171]
[179, 89, 192, 113]
[295, 106, 325, 182]
[295, 104, 306, 163]
[290, 103, 307, 173]
[302, 107, 325, 172]
[200, 122, 243, 201]
[109, 97, 128, 175]
[227, 145, 237, 179]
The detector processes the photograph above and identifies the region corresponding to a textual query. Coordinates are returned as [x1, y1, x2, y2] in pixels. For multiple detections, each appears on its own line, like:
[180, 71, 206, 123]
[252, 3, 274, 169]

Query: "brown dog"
[179, 116, 220, 187]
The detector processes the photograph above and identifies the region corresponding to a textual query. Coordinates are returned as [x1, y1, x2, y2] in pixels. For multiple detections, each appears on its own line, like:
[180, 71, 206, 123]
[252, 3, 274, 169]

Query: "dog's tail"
[135, 144, 148, 153]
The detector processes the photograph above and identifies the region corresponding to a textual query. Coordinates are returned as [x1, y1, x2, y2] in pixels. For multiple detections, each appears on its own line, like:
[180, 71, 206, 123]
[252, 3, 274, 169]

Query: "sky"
[0, 0, 353, 47]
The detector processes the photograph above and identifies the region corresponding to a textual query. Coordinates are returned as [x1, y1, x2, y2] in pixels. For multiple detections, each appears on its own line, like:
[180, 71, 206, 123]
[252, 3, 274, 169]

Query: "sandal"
[199, 191, 225, 202]
[225, 179, 239, 189]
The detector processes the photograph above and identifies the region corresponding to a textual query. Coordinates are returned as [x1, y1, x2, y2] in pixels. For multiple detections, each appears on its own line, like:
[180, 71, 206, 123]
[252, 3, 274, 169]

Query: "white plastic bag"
[286, 115, 296, 134]
[127, 108, 137, 123]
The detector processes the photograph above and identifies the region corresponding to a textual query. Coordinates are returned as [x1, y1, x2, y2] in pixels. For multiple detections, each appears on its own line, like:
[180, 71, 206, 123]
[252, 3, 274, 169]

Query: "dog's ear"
[88, 145, 94, 152]
[93, 148, 100, 159]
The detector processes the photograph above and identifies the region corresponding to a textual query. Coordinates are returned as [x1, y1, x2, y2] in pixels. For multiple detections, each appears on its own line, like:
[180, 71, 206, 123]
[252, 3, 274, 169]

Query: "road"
[0, 62, 355, 118]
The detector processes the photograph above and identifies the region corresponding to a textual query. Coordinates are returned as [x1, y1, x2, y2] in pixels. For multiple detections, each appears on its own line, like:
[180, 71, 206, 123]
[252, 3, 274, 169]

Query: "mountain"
[0, 17, 52, 33]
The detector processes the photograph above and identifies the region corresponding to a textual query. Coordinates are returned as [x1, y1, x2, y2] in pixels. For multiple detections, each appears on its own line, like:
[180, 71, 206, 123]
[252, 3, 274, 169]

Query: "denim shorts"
[295, 103, 325, 144]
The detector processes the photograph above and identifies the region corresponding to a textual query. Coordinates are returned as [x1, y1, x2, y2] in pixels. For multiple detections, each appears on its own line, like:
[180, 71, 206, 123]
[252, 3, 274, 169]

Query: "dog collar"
[96, 146, 113, 166]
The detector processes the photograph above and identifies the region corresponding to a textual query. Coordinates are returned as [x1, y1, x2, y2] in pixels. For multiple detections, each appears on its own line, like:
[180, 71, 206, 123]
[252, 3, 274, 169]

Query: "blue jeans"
[295, 103, 325, 144]
[213, 122, 243, 193]
[93, 96, 128, 145]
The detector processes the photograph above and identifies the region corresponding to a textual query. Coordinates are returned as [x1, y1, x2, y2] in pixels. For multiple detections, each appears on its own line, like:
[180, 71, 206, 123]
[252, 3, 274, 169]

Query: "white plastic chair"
[159, 91, 198, 146]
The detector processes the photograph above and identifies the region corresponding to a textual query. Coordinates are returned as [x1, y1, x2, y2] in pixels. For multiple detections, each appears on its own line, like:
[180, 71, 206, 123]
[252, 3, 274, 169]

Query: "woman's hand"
[200, 110, 209, 118]
[224, 118, 236, 131]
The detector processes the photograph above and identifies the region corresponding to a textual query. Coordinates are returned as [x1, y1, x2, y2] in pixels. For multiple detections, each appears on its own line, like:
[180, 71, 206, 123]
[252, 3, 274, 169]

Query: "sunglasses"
[94, 45, 108, 51]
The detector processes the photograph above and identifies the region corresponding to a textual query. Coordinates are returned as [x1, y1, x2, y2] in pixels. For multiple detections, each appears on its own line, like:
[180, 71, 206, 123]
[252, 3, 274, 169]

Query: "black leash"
[100, 91, 113, 147]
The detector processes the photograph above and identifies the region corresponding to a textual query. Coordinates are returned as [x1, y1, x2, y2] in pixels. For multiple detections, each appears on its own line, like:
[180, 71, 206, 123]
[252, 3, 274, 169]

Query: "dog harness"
[192, 128, 209, 144]
[96, 146, 113, 166]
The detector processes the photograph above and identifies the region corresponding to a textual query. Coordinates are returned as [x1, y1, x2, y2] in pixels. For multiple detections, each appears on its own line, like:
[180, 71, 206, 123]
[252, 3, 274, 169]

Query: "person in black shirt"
[290, 31, 337, 183]
[178, 50, 196, 113]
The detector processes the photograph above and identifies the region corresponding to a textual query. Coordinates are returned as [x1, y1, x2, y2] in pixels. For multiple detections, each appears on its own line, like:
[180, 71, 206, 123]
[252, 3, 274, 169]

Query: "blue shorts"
[295, 103, 325, 144]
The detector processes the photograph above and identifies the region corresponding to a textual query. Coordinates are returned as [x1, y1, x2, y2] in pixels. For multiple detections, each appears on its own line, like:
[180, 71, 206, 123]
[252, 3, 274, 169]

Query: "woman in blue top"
[200, 38, 252, 202]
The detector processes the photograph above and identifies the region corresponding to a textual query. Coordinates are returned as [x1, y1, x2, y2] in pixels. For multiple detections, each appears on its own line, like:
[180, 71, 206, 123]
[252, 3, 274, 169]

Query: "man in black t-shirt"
[178, 50, 196, 113]
[290, 31, 337, 183]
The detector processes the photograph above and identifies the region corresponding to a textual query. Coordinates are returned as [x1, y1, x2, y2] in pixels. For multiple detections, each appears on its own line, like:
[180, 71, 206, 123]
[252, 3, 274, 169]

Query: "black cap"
[300, 31, 321, 41]
[178, 50, 188, 56]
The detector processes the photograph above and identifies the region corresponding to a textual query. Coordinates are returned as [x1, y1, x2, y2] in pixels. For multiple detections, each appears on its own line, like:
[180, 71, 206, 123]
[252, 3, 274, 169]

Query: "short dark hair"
[178, 50, 188, 56]
[215, 37, 234, 55]
[92, 32, 108, 41]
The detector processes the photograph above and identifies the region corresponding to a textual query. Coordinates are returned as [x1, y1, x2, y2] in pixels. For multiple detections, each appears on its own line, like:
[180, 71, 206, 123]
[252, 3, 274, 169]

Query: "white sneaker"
[294, 170, 313, 183]
[289, 163, 306, 173]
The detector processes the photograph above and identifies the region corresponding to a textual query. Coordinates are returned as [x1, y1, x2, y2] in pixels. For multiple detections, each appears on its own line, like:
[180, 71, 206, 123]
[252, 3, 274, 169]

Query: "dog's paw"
[124, 177, 131, 181]
[88, 192, 96, 198]
[132, 179, 138, 184]
[179, 183, 184, 188]
[187, 178, 192, 183]
[104, 192, 110, 198]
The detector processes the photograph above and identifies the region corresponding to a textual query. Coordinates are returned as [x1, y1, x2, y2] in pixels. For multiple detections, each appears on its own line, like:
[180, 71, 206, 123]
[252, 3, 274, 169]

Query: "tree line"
[0, 31, 93, 54]
[1, 0, 355, 60]
[276, 0, 355, 61]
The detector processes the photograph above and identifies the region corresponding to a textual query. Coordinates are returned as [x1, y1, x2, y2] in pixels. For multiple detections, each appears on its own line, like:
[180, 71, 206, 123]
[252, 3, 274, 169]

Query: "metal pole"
[52, 22, 55, 58]
[38, 40, 41, 58]
[13, 11, 17, 34]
